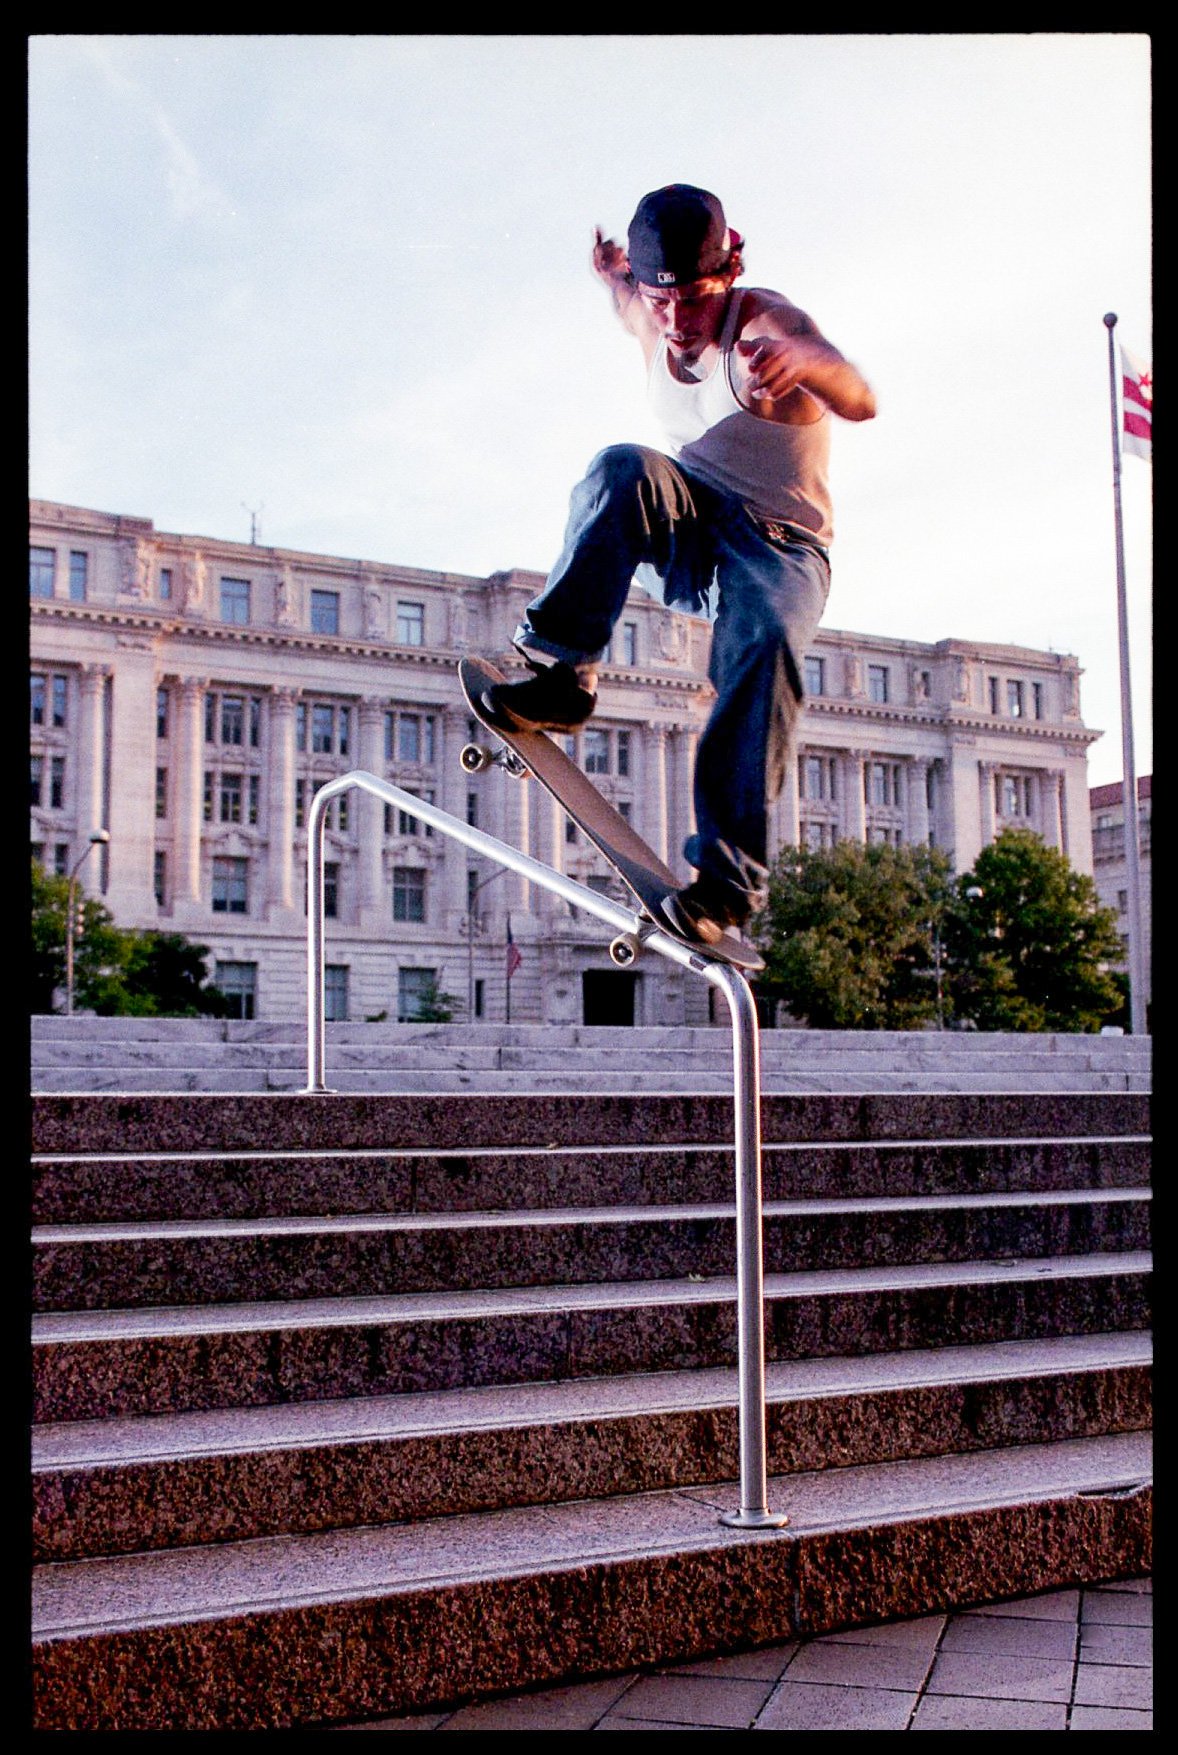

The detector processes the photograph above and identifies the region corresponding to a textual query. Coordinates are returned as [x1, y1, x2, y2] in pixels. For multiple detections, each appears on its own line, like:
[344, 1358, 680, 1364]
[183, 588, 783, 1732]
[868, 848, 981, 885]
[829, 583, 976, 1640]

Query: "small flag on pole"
[1121, 346, 1152, 460]
[505, 917, 522, 980]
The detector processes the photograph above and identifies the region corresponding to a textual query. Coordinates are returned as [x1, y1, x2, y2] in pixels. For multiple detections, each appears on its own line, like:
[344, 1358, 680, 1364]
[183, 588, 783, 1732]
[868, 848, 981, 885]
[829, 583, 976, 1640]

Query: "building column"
[842, 752, 866, 843]
[979, 762, 997, 847]
[171, 677, 207, 920]
[778, 744, 800, 850]
[646, 726, 669, 864]
[907, 758, 930, 847]
[439, 706, 474, 931]
[356, 696, 386, 928]
[75, 665, 108, 841]
[1042, 768, 1064, 850]
[265, 689, 298, 916]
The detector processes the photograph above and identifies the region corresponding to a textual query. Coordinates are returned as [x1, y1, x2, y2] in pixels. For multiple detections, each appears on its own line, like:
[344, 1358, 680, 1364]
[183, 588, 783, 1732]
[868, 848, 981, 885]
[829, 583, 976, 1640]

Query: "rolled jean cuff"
[513, 625, 607, 667]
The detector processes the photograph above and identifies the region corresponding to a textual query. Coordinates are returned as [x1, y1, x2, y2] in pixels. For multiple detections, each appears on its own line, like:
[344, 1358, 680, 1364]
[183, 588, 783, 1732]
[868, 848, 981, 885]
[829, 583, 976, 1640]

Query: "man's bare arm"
[735, 295, 877, 422]
[591, 228, 650, 340]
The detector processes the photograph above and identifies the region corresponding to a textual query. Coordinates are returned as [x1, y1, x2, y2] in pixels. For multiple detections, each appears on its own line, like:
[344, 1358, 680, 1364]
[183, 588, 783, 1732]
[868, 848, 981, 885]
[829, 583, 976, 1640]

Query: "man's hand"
[735, 331, 877, 421]
[592, 227, 630, 285]
[736, 335, 825, 401]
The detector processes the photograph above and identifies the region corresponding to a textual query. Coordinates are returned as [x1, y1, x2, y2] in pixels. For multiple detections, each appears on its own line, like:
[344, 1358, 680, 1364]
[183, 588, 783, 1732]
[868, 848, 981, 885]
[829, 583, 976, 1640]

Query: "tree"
[30, 860, 227, 1016]
[752, 841, 956, 1029]
[30, 860, 125, 1014]
[945, 828, 1124, 1033]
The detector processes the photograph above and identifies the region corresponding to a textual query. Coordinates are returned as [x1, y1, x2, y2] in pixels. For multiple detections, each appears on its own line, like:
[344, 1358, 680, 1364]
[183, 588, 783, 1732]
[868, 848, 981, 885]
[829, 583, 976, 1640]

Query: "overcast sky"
[28, 33, 1152, 786]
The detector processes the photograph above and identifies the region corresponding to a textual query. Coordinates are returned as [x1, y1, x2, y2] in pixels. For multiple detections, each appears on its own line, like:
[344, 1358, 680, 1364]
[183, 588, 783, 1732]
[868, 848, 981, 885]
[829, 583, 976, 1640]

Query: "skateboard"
[458, 655, 764, 973]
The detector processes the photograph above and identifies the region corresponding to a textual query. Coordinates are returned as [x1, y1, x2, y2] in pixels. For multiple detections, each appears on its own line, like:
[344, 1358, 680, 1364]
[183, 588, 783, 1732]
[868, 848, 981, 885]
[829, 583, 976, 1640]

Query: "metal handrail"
[306, 769, 786, 1531]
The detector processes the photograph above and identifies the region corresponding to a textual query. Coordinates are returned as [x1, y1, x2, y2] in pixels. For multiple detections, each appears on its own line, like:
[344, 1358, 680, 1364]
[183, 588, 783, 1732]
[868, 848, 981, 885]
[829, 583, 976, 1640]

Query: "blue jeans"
[514, 444, 831, 921]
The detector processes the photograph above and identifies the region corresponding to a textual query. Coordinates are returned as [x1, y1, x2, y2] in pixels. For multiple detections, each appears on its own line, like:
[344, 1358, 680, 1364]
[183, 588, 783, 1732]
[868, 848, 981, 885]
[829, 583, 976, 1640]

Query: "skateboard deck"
[458, 656, 764, 973]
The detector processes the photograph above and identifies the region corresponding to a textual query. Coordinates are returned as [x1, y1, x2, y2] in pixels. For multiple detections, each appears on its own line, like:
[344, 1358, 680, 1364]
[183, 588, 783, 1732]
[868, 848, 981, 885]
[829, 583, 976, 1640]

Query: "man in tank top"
[482, 184, 875, 947]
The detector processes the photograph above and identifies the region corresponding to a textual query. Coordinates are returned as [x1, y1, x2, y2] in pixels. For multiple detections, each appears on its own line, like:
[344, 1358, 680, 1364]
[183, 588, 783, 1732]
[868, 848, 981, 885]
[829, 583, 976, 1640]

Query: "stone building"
[1089, 775, 1152, 1020]
[30, 499, 1100, 1025]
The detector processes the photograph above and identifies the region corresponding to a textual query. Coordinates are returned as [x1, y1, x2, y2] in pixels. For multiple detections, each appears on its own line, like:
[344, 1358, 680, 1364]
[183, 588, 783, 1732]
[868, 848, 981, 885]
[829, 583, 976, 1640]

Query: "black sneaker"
[484, 660, 597, 732]
[660, 885, 729, 947]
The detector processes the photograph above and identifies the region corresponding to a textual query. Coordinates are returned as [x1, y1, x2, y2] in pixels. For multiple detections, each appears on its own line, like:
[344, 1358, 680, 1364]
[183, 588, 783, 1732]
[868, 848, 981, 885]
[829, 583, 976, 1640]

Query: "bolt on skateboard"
[458, 655, 764, 972]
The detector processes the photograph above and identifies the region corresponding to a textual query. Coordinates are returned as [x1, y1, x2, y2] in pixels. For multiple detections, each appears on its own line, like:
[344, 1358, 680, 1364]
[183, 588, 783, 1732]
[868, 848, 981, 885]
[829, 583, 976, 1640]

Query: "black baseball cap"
[627, 185, 732, 287]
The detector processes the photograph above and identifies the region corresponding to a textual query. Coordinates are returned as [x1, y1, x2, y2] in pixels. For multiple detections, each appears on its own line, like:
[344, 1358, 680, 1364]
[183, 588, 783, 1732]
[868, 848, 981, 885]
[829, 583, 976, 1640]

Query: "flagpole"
[1102, 312, 1147, 1035]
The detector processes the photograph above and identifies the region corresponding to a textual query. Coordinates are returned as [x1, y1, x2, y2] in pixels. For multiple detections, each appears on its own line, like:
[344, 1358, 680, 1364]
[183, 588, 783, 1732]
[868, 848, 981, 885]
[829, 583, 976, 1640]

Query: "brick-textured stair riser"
[30, 1137, 1152, 1224]
[32, 1194, 1151, 1312]
[34, 1267, 1151, 1422]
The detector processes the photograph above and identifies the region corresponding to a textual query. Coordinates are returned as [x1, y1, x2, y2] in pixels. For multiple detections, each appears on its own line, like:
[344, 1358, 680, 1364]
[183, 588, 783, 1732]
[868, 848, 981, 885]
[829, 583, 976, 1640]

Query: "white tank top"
[646, 289, 834, 546]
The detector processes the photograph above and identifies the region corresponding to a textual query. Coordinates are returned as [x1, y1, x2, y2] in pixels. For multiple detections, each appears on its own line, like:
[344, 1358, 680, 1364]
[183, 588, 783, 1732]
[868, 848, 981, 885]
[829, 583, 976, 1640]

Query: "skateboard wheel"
[460, 743, 492, 773]
[609, 933, 642, 968]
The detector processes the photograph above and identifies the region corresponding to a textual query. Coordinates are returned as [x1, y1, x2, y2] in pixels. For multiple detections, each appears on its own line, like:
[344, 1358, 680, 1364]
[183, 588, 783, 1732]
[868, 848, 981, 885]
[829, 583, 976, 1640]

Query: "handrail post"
[304, 768, 787, 1530]
[710, 963, 788, 1529]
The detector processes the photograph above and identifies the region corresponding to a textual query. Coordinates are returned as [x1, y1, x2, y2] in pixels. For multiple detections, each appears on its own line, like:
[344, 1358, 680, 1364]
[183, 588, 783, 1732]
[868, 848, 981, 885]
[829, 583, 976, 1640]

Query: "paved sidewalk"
[335, 1576, 1151, 1732]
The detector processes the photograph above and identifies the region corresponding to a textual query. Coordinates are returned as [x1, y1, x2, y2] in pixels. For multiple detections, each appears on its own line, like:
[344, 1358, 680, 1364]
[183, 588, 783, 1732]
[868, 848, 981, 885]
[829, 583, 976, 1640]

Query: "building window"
[154, 851, 167, 907]
[867, 762, 901, 807]
[296, 778, 306, 829]
[388, 710, 435, 765]
[618, 800, 632, 823]
[323, 861, 339, 919]
[1007, 680, 1024, 718]
[156, 768, 168, 819]
[157, 688, 169, 739]
[397, 966, 436, 1021]
[68, 552, 88, 602]
[215, 961, 257, 1019]
[311, 590, 340, 635]
[867, 664, 889, 704]
[396, 601, 425, 645]
[617, 731, 631, 778]
[220, 577, 251, 624]
[804, 656, 825, 696]
[325, 964, 349, 1021]
[212, 856, 249, 914]
[988, 677, 1000, 714]
[50, 756, 65, 809]
[311, 704, 335, 753]
[622, 621, 638, 665]
[30, 546, 55, 598]
[393, 866, 427, 923]
[466, 792, 479, 828]
[248, 774, 260, 826]
[204, 772, 214, 822]
[584, 729, 610, 774]
[1117, 889, 1129, 912]
[30, 674, 46, 726]
[801, 755, 837, 802]
[474, 978, 485, 1019]
[397, 791, 436, 837]
[250, 697, 262, 748]
[1033, 682, 1045, 720]
[220, 772, 243, 824]
[53, 843, 69, 875]
[159, 567, 173, 601]
[998, 774, 1034, 819]
[221, 697, 246, 746]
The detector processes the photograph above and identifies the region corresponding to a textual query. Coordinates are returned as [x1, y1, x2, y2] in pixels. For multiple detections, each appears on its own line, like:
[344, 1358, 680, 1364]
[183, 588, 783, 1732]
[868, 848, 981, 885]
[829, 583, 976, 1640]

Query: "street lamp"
[66, 830, 110, 1016]
[460, 865, 508, 1020]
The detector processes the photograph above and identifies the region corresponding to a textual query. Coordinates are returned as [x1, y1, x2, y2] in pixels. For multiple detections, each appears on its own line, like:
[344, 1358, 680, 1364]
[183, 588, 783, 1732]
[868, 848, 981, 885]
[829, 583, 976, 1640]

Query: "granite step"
[32, 1333, 1152, 1562]
[31, 1134, 1153, 1224]
[27, 1066, 1151, 1093]
[31, 1188, 1152, 1313]
[30, 1091, 1150, 1156]
[33, 1252, 1152, 1423]
[31, 1430, 1153, 1731]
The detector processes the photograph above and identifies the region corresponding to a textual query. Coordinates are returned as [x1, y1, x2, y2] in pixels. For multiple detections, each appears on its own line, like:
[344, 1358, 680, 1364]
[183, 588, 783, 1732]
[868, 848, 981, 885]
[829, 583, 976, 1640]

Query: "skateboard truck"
[460, 741, 530, 780]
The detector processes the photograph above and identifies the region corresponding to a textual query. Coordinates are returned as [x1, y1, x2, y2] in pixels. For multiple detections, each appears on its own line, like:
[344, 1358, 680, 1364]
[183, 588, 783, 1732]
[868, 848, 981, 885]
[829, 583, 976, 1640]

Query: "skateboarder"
[482, 184, 876, 947]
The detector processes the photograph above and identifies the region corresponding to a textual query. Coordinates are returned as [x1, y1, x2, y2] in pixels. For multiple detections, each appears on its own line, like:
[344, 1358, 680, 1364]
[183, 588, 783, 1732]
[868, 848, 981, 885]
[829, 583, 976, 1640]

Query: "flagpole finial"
[1104, 312, 1118, 329]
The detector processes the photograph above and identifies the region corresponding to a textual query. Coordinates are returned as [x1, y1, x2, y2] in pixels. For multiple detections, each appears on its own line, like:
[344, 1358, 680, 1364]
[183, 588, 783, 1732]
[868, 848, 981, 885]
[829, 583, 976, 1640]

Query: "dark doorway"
[582, 970, 637, 1026]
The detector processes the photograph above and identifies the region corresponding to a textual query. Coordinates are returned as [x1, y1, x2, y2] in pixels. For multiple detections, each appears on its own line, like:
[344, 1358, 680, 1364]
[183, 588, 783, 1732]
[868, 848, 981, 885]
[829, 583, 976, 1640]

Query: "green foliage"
[30, 859, 227, 1016]
[946, 828, 1124, 1032]
[412, 975, 458, 1023]
[752, 841, 956, 1029]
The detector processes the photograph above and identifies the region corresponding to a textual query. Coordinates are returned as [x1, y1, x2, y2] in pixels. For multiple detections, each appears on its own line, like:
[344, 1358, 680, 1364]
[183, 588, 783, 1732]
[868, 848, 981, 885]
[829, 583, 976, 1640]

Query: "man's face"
[636, 276, 732, 357]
